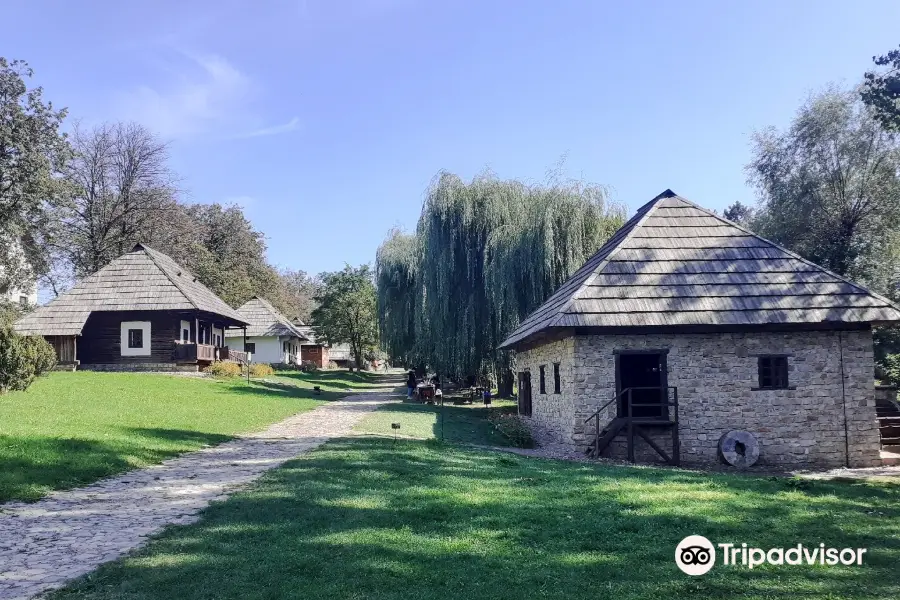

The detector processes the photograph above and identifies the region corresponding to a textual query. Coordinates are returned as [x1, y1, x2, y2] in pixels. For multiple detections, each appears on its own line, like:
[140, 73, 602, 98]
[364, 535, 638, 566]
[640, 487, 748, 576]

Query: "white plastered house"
[225, 297, 309, 365]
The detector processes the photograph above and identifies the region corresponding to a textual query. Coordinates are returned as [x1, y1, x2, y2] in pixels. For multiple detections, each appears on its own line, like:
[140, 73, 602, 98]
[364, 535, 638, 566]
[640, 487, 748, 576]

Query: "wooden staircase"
[877, 398, 900, 453]
[584, 386, 680, 465]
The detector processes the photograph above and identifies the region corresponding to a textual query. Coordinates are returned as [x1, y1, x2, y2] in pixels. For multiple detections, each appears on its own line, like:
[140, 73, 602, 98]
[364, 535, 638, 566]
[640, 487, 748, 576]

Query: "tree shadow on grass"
[370, 400, 517, 446]
[48, 437, 900, 600]
[219, 380, 347, 402]
[0, 428, 233, 504]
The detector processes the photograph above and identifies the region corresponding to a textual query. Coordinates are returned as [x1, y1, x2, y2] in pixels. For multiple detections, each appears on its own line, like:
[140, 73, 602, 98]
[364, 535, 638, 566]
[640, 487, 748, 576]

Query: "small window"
[553, 363, 561, 394]
[128, 329, 143, 349]
[758, 356, 789, 389]
[539, 365, 546, 394]
[19, 295, 28, 308]
[245, 342, 256, 354]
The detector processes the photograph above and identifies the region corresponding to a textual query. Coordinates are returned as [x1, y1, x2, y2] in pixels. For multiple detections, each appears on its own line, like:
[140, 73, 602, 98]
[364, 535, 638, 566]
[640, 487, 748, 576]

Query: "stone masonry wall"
[515, 337, 576, 445]
[519, 329, 881, 468]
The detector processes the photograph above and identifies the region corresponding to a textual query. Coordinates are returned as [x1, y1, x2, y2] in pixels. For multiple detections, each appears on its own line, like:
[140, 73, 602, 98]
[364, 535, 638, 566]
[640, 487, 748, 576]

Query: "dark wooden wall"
[79, 311, 185, 364]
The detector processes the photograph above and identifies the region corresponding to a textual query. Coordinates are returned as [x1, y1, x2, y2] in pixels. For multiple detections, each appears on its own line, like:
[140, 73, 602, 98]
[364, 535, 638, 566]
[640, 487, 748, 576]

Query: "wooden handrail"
[583, 386, 680, 464]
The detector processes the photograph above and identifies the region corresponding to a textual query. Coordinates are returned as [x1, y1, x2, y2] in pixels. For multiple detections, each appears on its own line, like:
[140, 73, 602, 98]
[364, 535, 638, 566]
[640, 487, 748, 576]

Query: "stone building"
[498, 190, 900, 468]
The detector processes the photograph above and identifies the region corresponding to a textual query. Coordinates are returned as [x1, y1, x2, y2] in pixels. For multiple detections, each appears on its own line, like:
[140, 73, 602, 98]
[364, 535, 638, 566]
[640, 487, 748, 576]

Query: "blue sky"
[6, 0, 900, 275]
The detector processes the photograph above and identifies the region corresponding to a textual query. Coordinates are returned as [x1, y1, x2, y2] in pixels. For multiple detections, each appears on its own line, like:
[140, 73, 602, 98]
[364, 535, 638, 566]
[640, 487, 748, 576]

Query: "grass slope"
[0, 370, 379, 503]
[51, 438, 900, 600]
[354, 399, 518, 446]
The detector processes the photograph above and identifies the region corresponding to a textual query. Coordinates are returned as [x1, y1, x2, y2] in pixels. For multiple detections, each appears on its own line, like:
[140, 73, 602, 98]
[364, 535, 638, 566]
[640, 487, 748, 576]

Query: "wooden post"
[627, 388, 635, 463]
[194, 314, 200, 345]
[672, 387, 680, 466]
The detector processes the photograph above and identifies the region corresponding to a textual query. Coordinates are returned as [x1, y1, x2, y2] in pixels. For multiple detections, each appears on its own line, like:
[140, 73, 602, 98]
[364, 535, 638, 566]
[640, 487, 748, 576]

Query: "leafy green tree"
[180, 203, 283, 308]
[862, 44, 900, 131]
[746, 86, 900, 285]
[722, 201, 754, 225]
[0, 58, 71, 295]
[273, 269, 322, 324]
[312, 265, 378, 371]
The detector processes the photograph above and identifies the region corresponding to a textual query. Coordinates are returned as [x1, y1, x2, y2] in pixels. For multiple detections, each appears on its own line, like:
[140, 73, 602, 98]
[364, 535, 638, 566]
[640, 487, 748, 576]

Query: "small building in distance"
[225, 297, 309, 365]
[1, 237, 39, 308]
[4, 283, 37, 308]
[499, 190, 900, 469]
[295, 325, 354, 369]
[14, 244, 250, 371]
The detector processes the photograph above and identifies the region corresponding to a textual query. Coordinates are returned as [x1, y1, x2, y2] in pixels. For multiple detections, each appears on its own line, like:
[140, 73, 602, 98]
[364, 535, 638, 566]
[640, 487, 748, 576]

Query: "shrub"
[488, 413, 535, 448]
[300, 360, 318, 373]
[21, 335, 57, 376]
[249, 363, 275, 378]
[206, 361, 242, 378]
[0, 328, 33, 393]
[270, 363, 299, 372]
[0, 328, 56, 393]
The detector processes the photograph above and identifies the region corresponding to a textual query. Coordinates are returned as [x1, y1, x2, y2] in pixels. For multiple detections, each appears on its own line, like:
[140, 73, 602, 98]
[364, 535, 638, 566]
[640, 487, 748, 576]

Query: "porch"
[173, 343, 249, 365]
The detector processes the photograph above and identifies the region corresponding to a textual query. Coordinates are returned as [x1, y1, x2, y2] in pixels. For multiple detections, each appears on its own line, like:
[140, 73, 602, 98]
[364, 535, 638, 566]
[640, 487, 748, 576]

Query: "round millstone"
[718, 430, 760, 468]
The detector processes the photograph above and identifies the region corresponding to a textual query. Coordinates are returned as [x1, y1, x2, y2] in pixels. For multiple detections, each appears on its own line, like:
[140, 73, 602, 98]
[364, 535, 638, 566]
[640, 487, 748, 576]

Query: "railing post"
[627, 388, 635, 463]
[594, 413, 600, 457]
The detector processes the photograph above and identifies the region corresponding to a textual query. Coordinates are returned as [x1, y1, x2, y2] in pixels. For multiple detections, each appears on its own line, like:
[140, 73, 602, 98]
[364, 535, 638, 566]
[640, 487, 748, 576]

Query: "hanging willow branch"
[375, 169, 624, 385]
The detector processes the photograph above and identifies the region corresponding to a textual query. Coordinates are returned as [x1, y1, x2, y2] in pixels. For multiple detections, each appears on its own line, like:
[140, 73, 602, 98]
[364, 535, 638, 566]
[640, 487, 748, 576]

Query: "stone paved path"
[0, 385, 399, 600]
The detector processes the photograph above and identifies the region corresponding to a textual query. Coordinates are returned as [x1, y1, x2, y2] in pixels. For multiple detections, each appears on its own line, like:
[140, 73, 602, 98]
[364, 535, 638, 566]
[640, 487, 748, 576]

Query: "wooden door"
[518, 371, 532, 416]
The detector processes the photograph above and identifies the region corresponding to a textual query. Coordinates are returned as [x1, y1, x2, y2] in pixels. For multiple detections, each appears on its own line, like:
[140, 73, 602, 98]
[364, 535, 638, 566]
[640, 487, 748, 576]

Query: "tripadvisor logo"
[675, 536, 867, 576]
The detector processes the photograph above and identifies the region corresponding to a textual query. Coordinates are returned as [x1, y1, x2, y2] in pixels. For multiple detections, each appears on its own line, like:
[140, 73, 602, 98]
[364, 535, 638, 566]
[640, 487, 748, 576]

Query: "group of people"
[405, 371, 442, 401]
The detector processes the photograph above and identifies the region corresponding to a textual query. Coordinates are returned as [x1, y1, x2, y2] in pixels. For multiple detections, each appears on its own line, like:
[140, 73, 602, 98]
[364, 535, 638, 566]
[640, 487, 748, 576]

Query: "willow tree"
[375, 228, 419, 366]
[375, 169, 624, 390]
[484, 179, 623, 393]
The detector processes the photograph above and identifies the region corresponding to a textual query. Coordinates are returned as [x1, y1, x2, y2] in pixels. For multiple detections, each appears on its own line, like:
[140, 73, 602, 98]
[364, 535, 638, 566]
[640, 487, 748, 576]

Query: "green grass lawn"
[0, 370, 385, 503]
[48, 437, 900, 600]
[353, 398, 518, 446]
[272, 369, 384, 393]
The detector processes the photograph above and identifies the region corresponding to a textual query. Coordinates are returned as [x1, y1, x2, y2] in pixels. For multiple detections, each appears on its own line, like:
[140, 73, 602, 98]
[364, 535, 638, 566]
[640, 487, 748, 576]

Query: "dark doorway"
[616, 352, 667, 420]
[518, 371, 532, 416]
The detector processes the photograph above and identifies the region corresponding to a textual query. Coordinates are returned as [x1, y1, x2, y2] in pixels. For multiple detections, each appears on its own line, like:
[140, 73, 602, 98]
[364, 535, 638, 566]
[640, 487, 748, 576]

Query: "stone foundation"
[515, 329, 882, 468]
[79, 363, 200, 373]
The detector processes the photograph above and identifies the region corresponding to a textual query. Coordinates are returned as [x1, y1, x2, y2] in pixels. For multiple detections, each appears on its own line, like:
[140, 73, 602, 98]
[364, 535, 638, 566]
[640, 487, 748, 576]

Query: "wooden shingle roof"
[498, 190, 900, 349]
[225, 297, 309, 339]
[14, 244, 248, 336]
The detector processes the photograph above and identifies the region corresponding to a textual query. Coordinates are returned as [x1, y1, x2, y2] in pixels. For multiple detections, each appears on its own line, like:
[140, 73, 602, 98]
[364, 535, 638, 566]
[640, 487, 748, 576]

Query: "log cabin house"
[14, 244, 251, 371]
[225, 297, 309, 365]
[499, 190, 900, 469]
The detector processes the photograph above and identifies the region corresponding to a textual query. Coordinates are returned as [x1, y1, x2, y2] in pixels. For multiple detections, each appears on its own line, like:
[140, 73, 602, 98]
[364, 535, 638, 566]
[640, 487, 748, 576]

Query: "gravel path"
[0, 387, 399, 600]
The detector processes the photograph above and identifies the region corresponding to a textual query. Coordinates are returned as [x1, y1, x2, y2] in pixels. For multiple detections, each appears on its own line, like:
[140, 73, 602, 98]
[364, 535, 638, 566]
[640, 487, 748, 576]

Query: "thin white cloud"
[235, 116, 301, 139]
[114, 51, 261, 139]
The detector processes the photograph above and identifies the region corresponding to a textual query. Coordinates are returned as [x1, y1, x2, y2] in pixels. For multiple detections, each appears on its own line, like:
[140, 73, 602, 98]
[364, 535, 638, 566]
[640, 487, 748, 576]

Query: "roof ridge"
[548, 191, 671, 327]
[668, 195, 900, 314]
[138, 245, 200, 312]
[238, 296, 308, 340]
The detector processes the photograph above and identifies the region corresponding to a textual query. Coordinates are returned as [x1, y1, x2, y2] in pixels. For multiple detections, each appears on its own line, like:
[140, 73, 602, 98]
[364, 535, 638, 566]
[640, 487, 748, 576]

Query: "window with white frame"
[120, 321, 151, 356]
